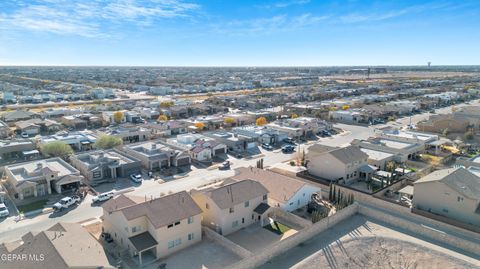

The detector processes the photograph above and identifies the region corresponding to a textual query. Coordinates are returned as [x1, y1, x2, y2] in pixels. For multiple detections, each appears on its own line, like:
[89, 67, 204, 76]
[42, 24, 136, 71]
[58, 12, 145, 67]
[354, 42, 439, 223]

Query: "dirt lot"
[259, 215, 480, 269]
[144, 239, 242, 269]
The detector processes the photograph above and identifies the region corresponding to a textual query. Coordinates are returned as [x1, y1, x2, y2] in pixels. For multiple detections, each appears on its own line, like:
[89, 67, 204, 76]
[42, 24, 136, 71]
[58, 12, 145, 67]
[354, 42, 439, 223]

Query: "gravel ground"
[259, 215, 479, 269]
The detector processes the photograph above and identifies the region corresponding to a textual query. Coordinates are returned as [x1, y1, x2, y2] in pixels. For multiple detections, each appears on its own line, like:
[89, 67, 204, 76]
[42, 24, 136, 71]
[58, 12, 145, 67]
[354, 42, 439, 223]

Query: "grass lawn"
[17, 199, 48, 213]
[264, 221, 291, 235]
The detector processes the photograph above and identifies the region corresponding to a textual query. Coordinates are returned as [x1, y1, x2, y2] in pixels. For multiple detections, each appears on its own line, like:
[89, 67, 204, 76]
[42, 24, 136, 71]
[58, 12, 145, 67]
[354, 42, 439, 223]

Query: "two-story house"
[191, 179, 269, 235]
[102, 191, 202, 265]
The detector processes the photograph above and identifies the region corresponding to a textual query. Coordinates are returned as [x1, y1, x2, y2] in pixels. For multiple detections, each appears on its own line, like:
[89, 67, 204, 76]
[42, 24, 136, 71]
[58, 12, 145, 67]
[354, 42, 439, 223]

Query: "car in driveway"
[92, 191, 114, 203]
[261, 143, 273, 150]
[281, 145, 295, 153]
[219, 160, 231, 170]
[130, 173, 143, 183]
[21, 132, 29, 138]
[0, 203, 9, 218]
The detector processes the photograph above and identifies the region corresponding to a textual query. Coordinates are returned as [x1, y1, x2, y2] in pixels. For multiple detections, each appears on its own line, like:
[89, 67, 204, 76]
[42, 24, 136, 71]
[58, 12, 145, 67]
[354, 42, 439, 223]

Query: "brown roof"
[0, 222, 113, 269]
[203, 179, 268, 209]
[232, 167, 307, 203]
[106, 191, 202, 229]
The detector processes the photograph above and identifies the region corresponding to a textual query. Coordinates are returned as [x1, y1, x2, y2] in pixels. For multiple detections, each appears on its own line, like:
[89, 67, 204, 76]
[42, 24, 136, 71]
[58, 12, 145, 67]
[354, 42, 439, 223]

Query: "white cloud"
[0, 0, 199, 37]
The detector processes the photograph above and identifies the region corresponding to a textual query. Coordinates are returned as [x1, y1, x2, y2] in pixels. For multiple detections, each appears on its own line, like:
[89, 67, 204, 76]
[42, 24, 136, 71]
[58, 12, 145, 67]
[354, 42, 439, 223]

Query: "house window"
[347, 174, 350, 179]
[175, 221, 180, 226]
[354, 171, 357, 176]
[263, 194, 267, 201]
[175, 238, 181, 246]
[131, 226, 140, 233]
[188, 216, 193, 224]
[303, 193, 305, 197]
[289, 202, 293, 206]
[168, 240, 174, 249]
[188, 233, 194, 241]
[252, 214, 254, 220]
[229, 207, 234, 213]
[242, 218, 245, 224]
[442, 208, 449, 213]
[167, 224, 174, 228]
[244, 201, 249, 207]
[457, 196, 464, 202]
[206, 203, 209, 209]
[232, 221, 239, 228]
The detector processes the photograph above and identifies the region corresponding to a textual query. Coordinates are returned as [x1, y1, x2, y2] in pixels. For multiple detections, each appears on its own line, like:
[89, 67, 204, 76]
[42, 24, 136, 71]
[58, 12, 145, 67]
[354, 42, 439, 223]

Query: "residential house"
[0, 222, 113, 269]
[413, 167, 480, 227]
[191, 179, 269, 235]
[0, 120, 12, 138]
[307, 145, 374, 184]
[122, 140, 191, 170]
[99, 124, 151, 144]
[15, 118, 61, 135]
[416, 114, 470, 134]
[203, 131, 254, 153]
[4, 157, 84, 200]
[71, 149, 141, 186]
[232, 167, 321, 212]
[166, 134, 227, 162]
[453, 106, 480, 129]
[233, 125, 288, 145]
[102, 191, 202, 265]
[0, 139, 39, 162]
[2, 110, 39, 125]
[39, 130, 97, 151]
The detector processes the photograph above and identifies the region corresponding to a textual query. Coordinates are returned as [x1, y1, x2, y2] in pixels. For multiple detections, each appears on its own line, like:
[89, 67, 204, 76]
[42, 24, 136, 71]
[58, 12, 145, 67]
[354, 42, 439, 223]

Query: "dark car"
[283, 138, 295, 144]
[282, 145, 295, 153]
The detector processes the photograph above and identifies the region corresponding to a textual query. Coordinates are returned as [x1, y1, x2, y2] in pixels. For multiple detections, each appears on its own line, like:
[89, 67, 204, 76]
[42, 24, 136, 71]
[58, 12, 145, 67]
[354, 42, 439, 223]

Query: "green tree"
[329, 184, 333, 201]
[465, 129, 475, 140]
[94, 135, 123, 149]
[41, 141, 73, 159]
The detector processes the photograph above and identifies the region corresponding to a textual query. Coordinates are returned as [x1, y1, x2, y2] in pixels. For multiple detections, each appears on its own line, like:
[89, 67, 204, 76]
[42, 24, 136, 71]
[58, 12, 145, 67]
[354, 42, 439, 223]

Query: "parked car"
[21, 132, 29, 138]
[130, 173, 143, 183]
[53, 196, 81, 211]
[235, 152, 243, 159]
[219, 161, 231, 170]
[92, 191, 114, 203]
[0, 203, 9, 218]
[282, 145, 295, 153]
[261, 143, 273, 150]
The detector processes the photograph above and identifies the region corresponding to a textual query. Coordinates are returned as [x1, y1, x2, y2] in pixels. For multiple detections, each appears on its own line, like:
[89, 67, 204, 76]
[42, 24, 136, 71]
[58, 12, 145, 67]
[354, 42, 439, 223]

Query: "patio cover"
[129, 232, 158, 252]
[358, 165, 377, 173]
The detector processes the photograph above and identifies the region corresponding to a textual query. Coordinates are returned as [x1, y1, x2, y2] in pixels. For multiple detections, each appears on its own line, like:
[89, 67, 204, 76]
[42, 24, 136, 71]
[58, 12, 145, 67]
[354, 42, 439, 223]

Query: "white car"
[0, 203, 9, 218]
[21, 132, 29, 138]
[92, 191, 114, 203]
[53, 196, 81, 211]
[130, 173, 143, 183]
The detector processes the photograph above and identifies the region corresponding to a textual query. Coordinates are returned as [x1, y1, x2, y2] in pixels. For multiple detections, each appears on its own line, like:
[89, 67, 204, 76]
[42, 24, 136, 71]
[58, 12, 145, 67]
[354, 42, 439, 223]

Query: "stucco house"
[232, 167, 321, 212]
[102, 191, 202, 265]
[413, 167, 480, 227]
[70, 149, 141, 186]
[191, 179, 269, 235]
[307, 145, 375, 184]
[4, 158, 84, 200]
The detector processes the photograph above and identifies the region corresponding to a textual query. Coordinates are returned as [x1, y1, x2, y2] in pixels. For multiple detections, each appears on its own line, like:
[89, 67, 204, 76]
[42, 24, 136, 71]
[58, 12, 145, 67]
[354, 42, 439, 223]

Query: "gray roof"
[328, 145, 368, 164]
[105, 191, 202, 229]
[254, 203, 270, 214]
[129, 231, 158, 251]
[0, 222, 113, 269]
[204, 179, 268, 209]
[415, 167, 480, 200]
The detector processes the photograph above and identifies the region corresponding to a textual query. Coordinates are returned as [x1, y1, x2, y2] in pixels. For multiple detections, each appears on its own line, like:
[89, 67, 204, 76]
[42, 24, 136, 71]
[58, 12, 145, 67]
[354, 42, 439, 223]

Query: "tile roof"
[328, 145, 368, 164]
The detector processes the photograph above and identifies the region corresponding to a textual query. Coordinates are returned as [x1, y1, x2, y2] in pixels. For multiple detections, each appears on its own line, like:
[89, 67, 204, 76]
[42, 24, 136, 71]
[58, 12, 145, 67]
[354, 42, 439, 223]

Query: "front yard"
[17, 199, 48, 213]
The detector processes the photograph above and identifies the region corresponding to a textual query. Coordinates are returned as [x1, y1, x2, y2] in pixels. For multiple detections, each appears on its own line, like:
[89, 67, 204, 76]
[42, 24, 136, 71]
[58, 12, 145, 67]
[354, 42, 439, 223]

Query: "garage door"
[176, 157, 190, 166]
[214, 148, 225, 155]
[247, 142, 256, 149]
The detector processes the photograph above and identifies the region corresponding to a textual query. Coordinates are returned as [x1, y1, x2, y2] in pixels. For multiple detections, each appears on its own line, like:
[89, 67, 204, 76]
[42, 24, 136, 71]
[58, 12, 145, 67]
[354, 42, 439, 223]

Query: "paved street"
[0, 100, 478, 243]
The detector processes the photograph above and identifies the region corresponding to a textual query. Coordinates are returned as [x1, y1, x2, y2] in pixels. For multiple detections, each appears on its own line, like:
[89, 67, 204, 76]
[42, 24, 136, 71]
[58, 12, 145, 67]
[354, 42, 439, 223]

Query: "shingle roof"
[232, 167, 307, 203]
[0, 222, 113, 269]
[204, 179, 268, 209]
[106, 191, 202, 229]
[415, 167, 480, 200]
[129, 231, 158, 251]
[328, 145, 368, 164]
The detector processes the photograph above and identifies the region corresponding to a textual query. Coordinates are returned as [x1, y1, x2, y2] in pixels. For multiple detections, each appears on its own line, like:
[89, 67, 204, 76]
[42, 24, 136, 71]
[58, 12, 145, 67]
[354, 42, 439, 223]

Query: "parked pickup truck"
[53, 196, 81, 211]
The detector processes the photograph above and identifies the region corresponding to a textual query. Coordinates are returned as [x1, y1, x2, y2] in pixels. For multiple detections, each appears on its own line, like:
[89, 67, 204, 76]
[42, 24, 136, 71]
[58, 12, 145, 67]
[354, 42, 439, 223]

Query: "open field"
[259, 215, 480, 269]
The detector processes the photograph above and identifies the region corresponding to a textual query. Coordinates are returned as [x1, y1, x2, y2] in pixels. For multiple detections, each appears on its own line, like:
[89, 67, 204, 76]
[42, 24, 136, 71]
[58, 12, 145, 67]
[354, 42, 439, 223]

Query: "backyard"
[264, 221, 291, 235]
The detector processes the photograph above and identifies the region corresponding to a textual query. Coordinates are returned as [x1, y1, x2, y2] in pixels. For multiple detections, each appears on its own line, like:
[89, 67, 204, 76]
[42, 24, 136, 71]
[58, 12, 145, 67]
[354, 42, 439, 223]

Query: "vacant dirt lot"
[259, 215, 479, 269]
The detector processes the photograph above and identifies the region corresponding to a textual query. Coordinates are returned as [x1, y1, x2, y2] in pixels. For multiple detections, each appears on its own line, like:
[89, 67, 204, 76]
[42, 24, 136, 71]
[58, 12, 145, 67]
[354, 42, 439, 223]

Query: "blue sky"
[0, 0, 479, 66]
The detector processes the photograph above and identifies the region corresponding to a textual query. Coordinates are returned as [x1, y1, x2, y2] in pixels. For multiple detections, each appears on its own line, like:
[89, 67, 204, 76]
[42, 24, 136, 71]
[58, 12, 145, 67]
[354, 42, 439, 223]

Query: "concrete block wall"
[202, 227, 253, 259]
[229, 203, 359, 269]
[359, 204, 480, 257]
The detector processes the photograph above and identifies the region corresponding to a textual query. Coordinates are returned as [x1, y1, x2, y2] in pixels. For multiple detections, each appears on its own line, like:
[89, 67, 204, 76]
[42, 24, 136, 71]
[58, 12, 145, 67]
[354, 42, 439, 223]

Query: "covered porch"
[129, 231, 158, 266]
